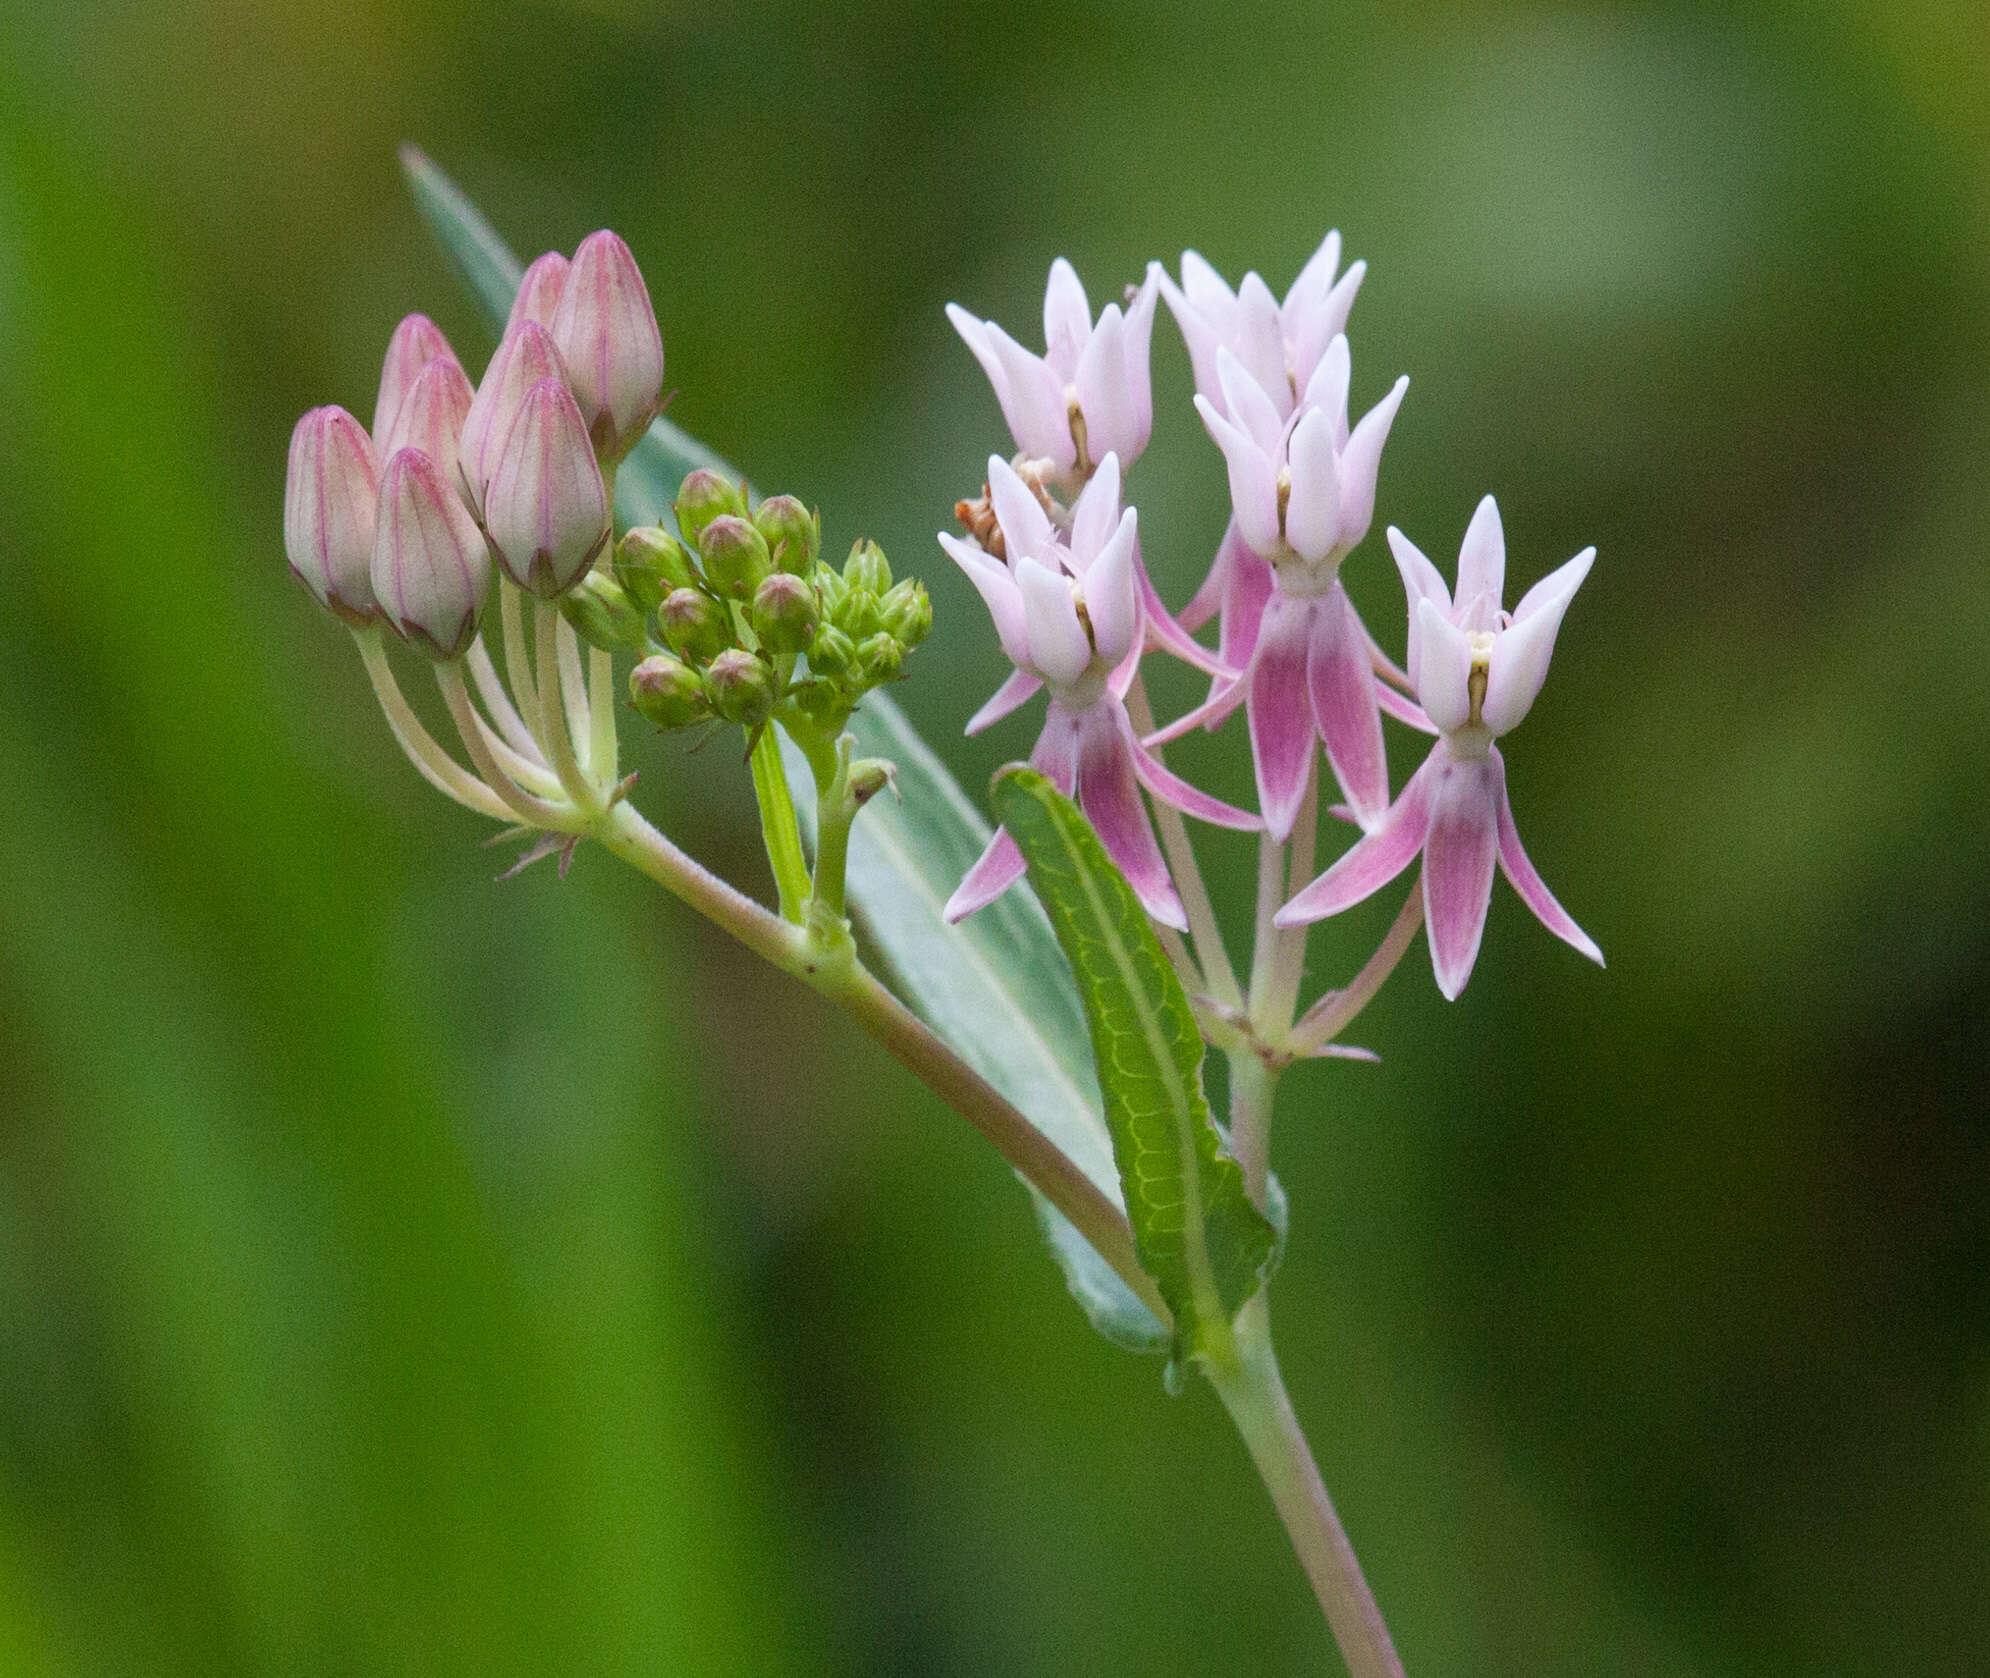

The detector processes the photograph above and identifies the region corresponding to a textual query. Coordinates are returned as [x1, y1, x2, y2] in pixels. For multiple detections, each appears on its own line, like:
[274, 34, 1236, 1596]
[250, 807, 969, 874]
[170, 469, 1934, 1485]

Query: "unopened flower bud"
[560, 572, 649, 654]
[748, 572, 820, 656]
[806, 624, 856, 679]
[812, 562, 849, 619]
[614, 526, 697, 611]
[373, 314, 461, 447]
[550, 230, 664, 463]
[372, 449, 491, 661]
[879, 578, 932, 648]
[507, 250, 570, 333]
[788, 677, 847, 727]
[699, 514, 773, 599]
[485, 377, 611, 598]
[752, 495, 820, 575]
[459, 320, 568, 515]
[843, 538, 892, 595]
[379, 356, 474, 497]
[629, 654, 711, 729]
[658, 587, 732, 665]
[834, 589, 883, 641]
[674, 468, 746, 547]
[853, 631, 903, 686]
[848, 758, 894, 807]
[285, 406, 382, 624]
[705, 649, 775, 729]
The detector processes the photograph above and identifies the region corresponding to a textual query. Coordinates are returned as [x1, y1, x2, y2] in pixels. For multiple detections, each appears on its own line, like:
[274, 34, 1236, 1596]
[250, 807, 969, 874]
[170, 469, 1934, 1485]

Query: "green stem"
[535, 599, 597, 812]
[749, 723, 811, 924]
[810, 740, 857, 924]
[1228, 1048, 1278, 1212]
[1206, 1297, 1406, 1678]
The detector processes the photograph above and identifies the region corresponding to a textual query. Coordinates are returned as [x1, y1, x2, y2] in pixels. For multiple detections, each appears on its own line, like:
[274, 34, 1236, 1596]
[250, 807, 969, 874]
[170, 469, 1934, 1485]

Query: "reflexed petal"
[1180, 516, 1241, 634]
[1416, 598, 1474, 734]
[1135, 547, 1231, 676]
[1018, 556, 1091, 687]
[1490, 747, 1603, 965]
[1282, 407, 1342, 562]
[1335, 374, 1408, 551]
[944, 828, 1028, 922]
[1301, 333, 1353, 446]
[460, 321, 568, 513]
[1376, 679, 1439, 735]
[1085, 509, 1140, 667]
[1455, 494, 1506, 611]
[1033, 701, 1085, 793]
[1144, 672, 1246, 747]
[1275, 750, 1437, 926]
[1120, 710, 1259, 831]
[1042, 256, 1092, 379]
[986, 321, 1074, 467]
[1078, 708, 1186, 928]
[507, 251, 570, 333]
[947, 303, 1017, 427]
[1194, 395, 1281, 556]
[1233, 272, 1288, 411]
[1483, 547, 1593, 735]
[1217, 346, 1283, 453]
[1421, 752, 1500, 999]
[373, 314, 459, 446]
[1075, 304, 1139, 464]
[1309, 586, 1390, 827]
[1217, 538, 1275, 681]
[987, 455, 1055, 561]
[965, 668, 1044, 736]
[1388, 526, 1450, 691]
[1247, 592, 1318, 841]
[1069, 452, 1121, 566]
[939, 532, 1029, 665]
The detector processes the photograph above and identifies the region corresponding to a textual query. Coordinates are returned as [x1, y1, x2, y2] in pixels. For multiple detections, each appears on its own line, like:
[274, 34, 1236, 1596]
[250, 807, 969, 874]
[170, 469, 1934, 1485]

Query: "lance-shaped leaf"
[991, 768, 1278, 1359]
[402, 145, 1168, 1352]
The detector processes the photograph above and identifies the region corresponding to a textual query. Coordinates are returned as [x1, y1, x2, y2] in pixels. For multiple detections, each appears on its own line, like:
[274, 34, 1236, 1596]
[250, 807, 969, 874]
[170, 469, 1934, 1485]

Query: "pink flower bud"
[550, 230, 664, 463]
[507, 251, 570, 333]
[484, 377, 611, 598]
[378, 356, 474, 501]
[284, 406, 381, 624]
[372, 314, 461, 447]
[458, 320, 569, 516]
[371, 448, 491, 660]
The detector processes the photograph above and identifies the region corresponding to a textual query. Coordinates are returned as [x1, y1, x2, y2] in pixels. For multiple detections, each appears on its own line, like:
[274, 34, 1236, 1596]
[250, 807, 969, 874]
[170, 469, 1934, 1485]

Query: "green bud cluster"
[573, 469, 930, 737]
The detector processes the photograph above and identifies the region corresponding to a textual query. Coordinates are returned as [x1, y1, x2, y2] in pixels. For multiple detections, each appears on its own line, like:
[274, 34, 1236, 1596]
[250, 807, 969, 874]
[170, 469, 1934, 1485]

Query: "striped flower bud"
[705, 649, 775, 729]
[752, 495, 820, 575]
[614, 525, 698, 611]
[658, 587, 731, 665]
[748, 572, 819, 656]
[699, 514, 773, 600]
[378, 356, 474, 499]
[629, 655, 711, 729]
[372, 314, 461, 447]
[550, 230, 664, 464]
[484, 377, 611, 599]
[284, 406, 381, 624]
[507, 251, 570, 334]
[459, 320, 568, 517]
[673, 468, 746, 548]
[371, 449, 491, 660]
[560, 572, 649, 654]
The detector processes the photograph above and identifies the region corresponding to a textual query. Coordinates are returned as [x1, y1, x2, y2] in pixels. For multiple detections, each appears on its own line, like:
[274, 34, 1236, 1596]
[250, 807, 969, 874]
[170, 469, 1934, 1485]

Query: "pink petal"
[1180, 250, 1237, 334]
[1217, 537, 1275, 681]
[1068, 452, 1121, 567]
[965, 668, 1043, 736]
[1217, 345, 1284, 453]
[1484, 547, 1593, 736]
[1513, 543, 1597, 622]
[1233, 273, 1288, 414]
[507, 251, 570, 333]
[1194, 394, 1281, 557]
[1282, 407, 1342, 562]
[939, 532, 1029, 666]
[1301, 333, 1353, 446]
[378, 356, 474, 496]
[1075, 303, 1142, 464]
[1335, 374, 1409, 551]
[1275, 750, 1436, 926]
[1078, 707, 1186, 928]
[1018, 555, 1090, 687]
[1375, 678, 1438, 735]
[1387, 525, 1451, 693]
[1145, 673, 1246, 747]
[1178, 516, 1238, 633]
[1137, 559, 1230, 676]
[1421, 752, 1500, 1000]
[1455, 494, 1506, 612]
[1282, 229, 1342, 319]
[986, 322, 1074, 467]
[1154, 259, 1222, 409]
[373, 314, 459, 447]
[987, 455, 1054, 561]
[1084, 509, 1141, 667]
[1042, 257, 1092, 379]
[1120, 710, 1259, 831]
[1122, 272, 1158, 455]
[943, 707, 1081, 922]
[1289, 262, 1365, 390]
[1490, 746, 1603, 966]
[1308, 585, 1391, 828]
[947, 304, 1016, 424]
[1247, 592, 1319, 842]
[1415, 599, 1475, 734]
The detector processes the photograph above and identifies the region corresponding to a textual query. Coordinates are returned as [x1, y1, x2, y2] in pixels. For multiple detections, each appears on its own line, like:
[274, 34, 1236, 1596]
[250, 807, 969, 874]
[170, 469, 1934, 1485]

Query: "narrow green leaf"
[991, 769, 1278, 1360]
[402, 149, 1167, 1352]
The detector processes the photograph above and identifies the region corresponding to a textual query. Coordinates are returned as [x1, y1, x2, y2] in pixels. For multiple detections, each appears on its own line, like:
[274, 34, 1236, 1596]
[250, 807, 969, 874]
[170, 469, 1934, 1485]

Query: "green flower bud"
[879, 579, 932, 649]
[812, 561, 849, 620]
[614, 525, 698, 611]
[560, 571, 650, 654]
[834, 589, 882, 641]
[806, 623, 856, 679]
[843, 538, 892, 596]
[748, 572, 820, 657]
[752, 495, 821, 575]
[629, 655, 711, 729]
[848, 758, 894, 807]
[853, 631, 903, 686]
[699, 514, 773, 600]
[705, 648, 775, 729]
[788, 677, 849, 729]
[673, 468, 747, 547]
[658, 587, 733, 665]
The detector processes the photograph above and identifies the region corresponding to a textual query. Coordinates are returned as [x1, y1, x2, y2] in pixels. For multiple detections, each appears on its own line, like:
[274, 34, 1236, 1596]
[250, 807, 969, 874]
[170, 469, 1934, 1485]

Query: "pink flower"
[371, 315, 463, 450]
[947, 259, 1159, 480]
[549, 230, 665, 465]
[1276, 496, 1603, 999]
[284, 405, 381, 625]
[940, 456, 1257, 928]
[1149, 338, 1411, 840]
[459, 319, 569, 517]
[483, 376, 611, 598]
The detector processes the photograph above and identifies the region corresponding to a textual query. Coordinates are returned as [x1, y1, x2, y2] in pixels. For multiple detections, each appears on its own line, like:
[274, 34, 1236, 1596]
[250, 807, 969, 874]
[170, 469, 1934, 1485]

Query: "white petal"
[1335, 374, 1408, 551]
[1153, 260, 1221, 406]
[1018, 556, 1091, 688]
[1513, 544, 1597, 622]
[1069, 452, 1121, 568]
[986, 322, 1075, 467]
[1216, 345, 1284, 452]
[1482, 548, 1592, 735]
[1084, 509, 1140, 666]
[1074, 304, 1136, 464]
[1388, 525, 1451, 692]
[1234, 271, 1288, 411]
[939, 532, 1029, 666]
[1283, 228, 1341, 318]
[1180, 250, 1237, 330]
[1194, 394, 1281, 557]
[1455, 494, 1506, 611]
[1416, 598, 1474, 734]
[1042, 257, 1092, 380]
[1281, 407, 1342, 562]
[1122, 272, 1159, 458]
[1301, 333, 1352, 446]
[987, 455, 1054, 562]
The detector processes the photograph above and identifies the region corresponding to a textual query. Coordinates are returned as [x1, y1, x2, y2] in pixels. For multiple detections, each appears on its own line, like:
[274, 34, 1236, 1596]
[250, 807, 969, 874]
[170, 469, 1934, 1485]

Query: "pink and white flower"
[940, 455, 1258, 928]
[947, 259, 1159, 482]
[1276, 496, 1603, 998]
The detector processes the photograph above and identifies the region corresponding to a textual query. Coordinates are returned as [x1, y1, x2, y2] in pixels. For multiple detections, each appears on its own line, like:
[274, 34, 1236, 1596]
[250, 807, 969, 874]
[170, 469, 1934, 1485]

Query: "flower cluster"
[945, 233, 1602, 998]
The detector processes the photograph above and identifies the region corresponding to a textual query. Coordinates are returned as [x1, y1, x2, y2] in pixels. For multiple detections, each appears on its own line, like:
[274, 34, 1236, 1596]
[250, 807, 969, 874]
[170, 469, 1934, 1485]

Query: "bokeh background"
[1, 0, 1986, 1672]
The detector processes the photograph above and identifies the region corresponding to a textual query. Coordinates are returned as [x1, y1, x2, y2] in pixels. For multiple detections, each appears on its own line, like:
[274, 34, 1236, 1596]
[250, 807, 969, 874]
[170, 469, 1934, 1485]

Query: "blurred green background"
[1, 0, 1986, 1671]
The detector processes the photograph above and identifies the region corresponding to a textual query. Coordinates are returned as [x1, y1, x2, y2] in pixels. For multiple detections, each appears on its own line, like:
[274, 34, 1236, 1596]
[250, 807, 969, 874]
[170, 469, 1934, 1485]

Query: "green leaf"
[402, 148, 1167, 1353]
[991, 769, 1278, 1361]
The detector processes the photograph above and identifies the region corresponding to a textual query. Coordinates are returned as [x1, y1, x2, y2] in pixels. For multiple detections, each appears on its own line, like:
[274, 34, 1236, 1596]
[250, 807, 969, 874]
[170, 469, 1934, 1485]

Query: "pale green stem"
[535, 599, 597, 812]
[351, 628, 514, 822]
[588, 645, 618, 787]
[1267, 757, 1319, 1032]
[807, 736, 856, 925]
[556, 616, 592, 771]
[1228, 1048, 1278, 1211]
[501, 582, 545, 746]
[1206, 1296, 1406, 1678]
[748, 725, 811, 923]
[468, 636, 542, 762]
[435, 665, 573, 829]
[1289, 888, 1424, 1058]
[1125, 676, 1240, 1009]
[1247, 824, 1287, 1030]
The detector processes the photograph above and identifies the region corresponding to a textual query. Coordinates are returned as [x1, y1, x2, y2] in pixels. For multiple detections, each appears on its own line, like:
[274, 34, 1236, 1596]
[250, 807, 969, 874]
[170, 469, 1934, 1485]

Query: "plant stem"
[351, 628, 515, 821]
[1228, 1049, 1277, 1211]
[1289, 888, 1423, 1058]
[1206, 1297, 1406, 1678]
[808, 736, 857, 924]
[535, 599, 597, 810]
[748, 724, 811, 923]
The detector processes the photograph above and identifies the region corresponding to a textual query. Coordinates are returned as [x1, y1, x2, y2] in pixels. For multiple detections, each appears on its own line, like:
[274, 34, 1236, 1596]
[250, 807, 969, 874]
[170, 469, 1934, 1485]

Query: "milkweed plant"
[283, 148, 1604, 1677]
